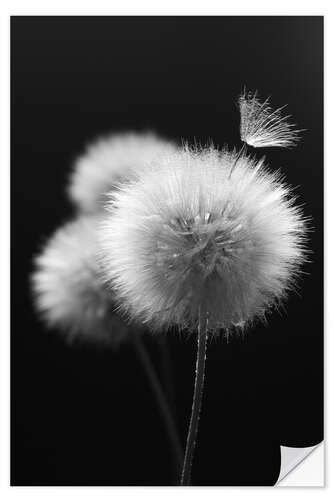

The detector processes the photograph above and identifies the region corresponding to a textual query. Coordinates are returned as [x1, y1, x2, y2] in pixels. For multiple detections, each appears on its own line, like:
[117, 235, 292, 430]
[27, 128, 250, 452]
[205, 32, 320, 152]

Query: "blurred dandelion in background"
[238, 90, 303, 148]
[32, 215, 129, 347]
[68, 131, 178, 213]
[32, 134, 183, 480]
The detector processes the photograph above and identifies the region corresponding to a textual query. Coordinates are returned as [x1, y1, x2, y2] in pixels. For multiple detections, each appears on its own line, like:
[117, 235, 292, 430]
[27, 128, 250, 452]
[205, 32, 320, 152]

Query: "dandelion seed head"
[239, 90, 303, 148]
[68, 131, 177, 213]
[32, 216, 129, 346]
[100, 146, 308, 334]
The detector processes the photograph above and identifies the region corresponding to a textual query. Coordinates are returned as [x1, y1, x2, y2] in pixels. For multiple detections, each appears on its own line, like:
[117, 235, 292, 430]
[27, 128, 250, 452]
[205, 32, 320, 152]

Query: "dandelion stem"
[180, 311, 208, 486]
[133, 336, 183, 482]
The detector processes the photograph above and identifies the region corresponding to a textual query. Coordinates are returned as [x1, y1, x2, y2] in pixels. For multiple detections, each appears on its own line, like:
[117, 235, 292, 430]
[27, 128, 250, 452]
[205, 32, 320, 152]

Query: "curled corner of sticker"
[276, 441, 324, 487]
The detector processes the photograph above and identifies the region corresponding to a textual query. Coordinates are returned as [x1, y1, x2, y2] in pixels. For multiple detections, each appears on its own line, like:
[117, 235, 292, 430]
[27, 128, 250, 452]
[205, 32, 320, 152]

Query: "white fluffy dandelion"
[100, 146, 307, 334]
[68, 131, 178, 213]
[238, 90, 303, 148]
[32, 215, 129, 346]
[99, 144, 308, 485]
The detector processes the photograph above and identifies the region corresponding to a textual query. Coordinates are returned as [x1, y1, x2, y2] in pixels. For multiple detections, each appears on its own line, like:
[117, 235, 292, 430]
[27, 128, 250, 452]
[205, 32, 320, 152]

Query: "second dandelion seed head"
[32, 215, 130, 347]
[68, 131, 178, 213]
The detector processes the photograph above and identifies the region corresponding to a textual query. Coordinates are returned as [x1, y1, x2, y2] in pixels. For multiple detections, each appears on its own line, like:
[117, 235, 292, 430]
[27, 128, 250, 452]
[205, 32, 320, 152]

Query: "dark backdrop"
[11, 16, 323, 486]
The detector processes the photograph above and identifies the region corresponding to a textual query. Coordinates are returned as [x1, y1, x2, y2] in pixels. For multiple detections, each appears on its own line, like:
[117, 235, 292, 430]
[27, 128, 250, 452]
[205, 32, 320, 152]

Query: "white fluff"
[239, 90, 303, 148]
[32, 216, 130, 346]
[99, 146, 307, 334]
[68, 131, 177, 213]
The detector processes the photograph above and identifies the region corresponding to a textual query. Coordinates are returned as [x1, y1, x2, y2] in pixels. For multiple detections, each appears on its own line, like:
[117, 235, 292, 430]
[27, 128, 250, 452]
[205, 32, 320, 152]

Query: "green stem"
[180, 312, 208, 486]
[133, 336, 183, 481]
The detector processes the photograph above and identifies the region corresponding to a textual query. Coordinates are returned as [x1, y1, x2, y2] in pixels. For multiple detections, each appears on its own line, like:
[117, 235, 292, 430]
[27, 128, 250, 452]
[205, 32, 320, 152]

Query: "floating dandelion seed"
[100, 146, 307, 334]
[68, 131, 177, 213]
[32, 215, 129, 346]
[238, 90, 303, 148]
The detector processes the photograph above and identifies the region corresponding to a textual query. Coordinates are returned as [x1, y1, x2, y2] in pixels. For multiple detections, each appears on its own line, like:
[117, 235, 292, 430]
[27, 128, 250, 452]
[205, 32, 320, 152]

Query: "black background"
[11, 17, 323, 486]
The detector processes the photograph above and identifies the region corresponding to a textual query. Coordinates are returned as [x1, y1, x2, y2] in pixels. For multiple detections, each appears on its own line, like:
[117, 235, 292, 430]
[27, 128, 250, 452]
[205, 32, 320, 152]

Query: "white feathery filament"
[239, 90, 303, 148]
